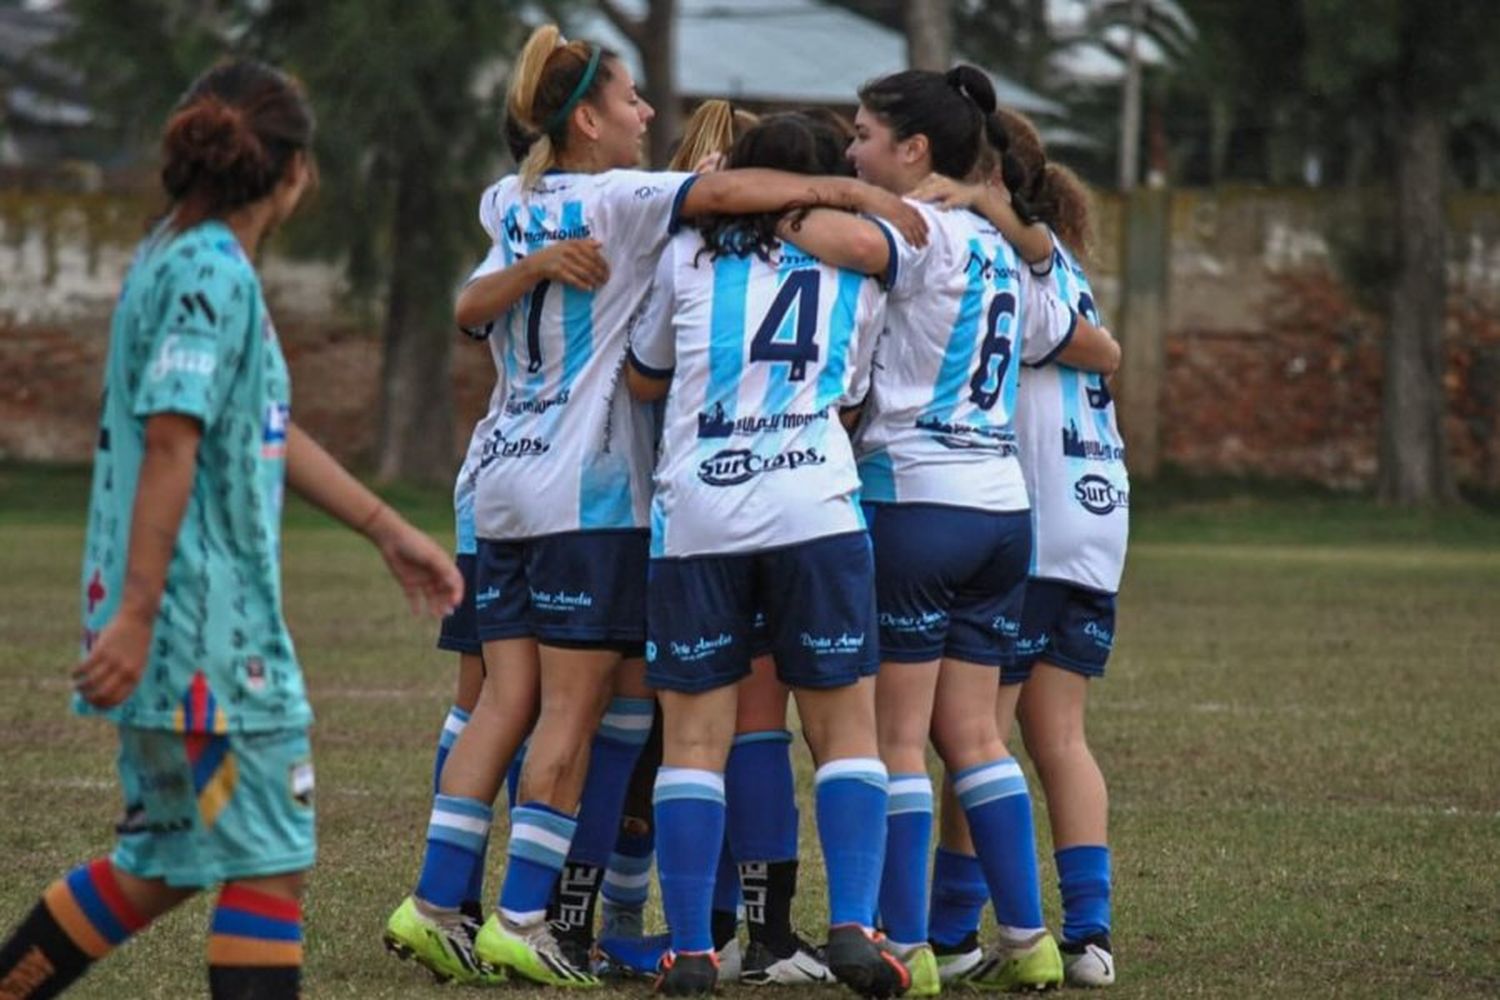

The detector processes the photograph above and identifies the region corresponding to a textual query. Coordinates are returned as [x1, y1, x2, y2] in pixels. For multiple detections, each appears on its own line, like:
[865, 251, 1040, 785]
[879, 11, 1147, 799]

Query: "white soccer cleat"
[740, 936, 832, 986]
[1062, 935, 1115, 987]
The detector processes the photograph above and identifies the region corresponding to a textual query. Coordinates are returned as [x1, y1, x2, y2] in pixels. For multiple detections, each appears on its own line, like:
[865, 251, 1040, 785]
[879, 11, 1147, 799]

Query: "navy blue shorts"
[474, 530, 649, 646]
[436, 553, 482, 655]
[865, 503, 1031, 668]
[646, 532, 878, 694]
[1004, 578, 1117, 684]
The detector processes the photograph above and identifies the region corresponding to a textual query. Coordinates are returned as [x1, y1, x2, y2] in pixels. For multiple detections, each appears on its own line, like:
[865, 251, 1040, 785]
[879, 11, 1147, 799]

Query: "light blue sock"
[1056, 845, 1111, 944]
[415, 795, 491, 910]
[499, 803, 577, 924]
[569, 698, 654, 866]
[433, 705, 469, 793]
[954, 758, 1044, 934]
[814, 758, 889, 928]
[602, 829, 654, 913]
[654, 768, 726, 954]
[879, 772, 933, 949]
[928, 847, 987, 947]
[726, 730, 799, 863]
[506, 740, 528, 813]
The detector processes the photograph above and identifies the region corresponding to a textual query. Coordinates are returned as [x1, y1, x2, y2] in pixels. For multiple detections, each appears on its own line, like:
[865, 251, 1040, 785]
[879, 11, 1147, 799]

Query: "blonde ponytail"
[505, 23, 617, 191]
[670, 100, 742, 171]
[508, 24, 562, 132]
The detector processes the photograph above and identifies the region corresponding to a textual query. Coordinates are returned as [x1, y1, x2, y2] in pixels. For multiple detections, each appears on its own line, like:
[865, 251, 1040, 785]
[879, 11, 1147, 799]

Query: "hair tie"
[544, 45, 603, 134]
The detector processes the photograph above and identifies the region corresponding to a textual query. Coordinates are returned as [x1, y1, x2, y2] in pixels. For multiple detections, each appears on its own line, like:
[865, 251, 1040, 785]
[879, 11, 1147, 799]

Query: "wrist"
[116, 580, 161, 624]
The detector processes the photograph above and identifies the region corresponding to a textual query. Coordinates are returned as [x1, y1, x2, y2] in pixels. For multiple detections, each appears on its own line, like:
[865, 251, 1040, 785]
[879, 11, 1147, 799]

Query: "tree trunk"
[375, 159, 456, 485]
[1377, 101, 1456, 504]
[642, 0, 679, 169]
[904, 0, 951, 71]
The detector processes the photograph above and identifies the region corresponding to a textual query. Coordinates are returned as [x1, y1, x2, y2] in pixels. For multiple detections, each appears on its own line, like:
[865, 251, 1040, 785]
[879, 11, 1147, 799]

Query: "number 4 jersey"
[1015, 235, 1129, 593]
[631, 229, 886, 558]
[856, 203, 1079, 512]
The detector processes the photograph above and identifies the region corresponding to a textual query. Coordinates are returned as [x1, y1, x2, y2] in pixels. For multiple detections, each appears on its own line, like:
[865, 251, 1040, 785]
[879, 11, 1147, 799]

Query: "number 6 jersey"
[631, 228, 886, 558]
[856, 203, 1079, 512]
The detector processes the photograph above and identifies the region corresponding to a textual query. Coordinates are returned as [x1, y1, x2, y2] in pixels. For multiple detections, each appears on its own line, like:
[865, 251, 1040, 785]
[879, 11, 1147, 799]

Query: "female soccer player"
[0, 59, 462, 1000]
[771, 67, 1120, 994]
[385, 24, 926, 990]
[922, 109, 1127, 989]
[628, 110, 903, 998]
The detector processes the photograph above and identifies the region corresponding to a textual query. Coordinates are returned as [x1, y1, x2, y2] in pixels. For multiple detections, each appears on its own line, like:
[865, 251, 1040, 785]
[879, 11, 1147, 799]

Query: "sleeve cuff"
[865, 216, 899, 291]
[1026, 309, 1078, 369]
[458, 321, 493, 341]
[1028, 254, 1055, 278]
[667, 174, 701, 235]
[628, 347, 674, 380]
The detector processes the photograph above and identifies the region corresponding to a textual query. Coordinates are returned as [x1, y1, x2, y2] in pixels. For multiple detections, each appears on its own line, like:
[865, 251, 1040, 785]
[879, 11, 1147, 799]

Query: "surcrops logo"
[697, 447, 826, 487]
[1074, 474, 1129, 515]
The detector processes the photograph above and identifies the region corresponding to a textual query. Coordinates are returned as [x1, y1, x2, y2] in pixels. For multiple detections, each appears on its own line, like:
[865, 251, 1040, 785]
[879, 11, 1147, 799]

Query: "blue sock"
[499, 803, 577, 925]
[433, 705, 469, 793]
[725, 730, 799, 864]
[1056, 845, 1111, 944]
[954, 758, 1044, 934]
[603, 829, 654, 913]
[415, 795, 491, 910]
[814, 758, 889, 928]
[653, 768, 726, 954]
[506, 740, 527, 813]
[879, 772, 933, 950]
[569, 698, 654, 867]
[713, 832, 741, 916]
[928, 847, 987, 948]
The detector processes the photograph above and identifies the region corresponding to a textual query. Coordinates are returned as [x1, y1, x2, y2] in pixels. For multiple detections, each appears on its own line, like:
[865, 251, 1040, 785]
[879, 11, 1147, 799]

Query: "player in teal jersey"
[0, 60, 461, 1000]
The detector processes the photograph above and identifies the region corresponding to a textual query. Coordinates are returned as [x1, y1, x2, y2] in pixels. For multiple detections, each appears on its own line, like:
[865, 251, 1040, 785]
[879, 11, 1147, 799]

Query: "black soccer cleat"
[655, 949, 720, 996]
[825, 925, 911, 999]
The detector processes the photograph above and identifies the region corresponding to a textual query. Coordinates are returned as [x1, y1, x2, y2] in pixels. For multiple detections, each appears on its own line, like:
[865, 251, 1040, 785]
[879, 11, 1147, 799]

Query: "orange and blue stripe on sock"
[41, 859, 148, 959]
[207, 885, 303, 968]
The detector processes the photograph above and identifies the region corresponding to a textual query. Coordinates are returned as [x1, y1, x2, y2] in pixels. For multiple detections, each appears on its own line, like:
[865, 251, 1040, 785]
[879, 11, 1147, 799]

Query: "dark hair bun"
[158, 60, 314, 228]
[162, 96, 272, 202]
[946, 65, 997, 116]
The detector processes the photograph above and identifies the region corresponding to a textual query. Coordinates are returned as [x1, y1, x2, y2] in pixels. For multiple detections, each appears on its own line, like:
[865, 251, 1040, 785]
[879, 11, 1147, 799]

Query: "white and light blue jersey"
[632, 228, 885, 558]
[452, 241, 512, 557]
[1016, 235, 1129, 593]
[469, 169, 696, 540]
[855, 203, 1078, 512]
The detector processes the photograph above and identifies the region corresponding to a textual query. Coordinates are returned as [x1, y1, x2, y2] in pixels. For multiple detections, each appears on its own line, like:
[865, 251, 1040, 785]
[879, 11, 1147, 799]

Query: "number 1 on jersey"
[524, 279, 550, 374]
[749, 270, 820, 382]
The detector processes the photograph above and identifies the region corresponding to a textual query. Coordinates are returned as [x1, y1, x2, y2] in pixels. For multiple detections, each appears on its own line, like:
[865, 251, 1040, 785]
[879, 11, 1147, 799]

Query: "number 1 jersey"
[471, 169, 697, 541]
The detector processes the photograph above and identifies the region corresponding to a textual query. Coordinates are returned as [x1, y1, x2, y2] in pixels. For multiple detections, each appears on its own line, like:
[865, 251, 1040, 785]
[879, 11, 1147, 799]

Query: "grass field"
[2, 464, 1499, 998]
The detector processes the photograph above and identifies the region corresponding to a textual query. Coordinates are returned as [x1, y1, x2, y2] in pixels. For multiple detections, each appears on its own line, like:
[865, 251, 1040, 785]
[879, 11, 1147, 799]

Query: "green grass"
[2, 464, 1499, 998]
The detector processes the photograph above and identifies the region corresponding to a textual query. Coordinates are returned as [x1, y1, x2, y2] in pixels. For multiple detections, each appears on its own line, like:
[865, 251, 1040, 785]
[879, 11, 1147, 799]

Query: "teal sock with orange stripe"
[0, 858, 150, 999]
[207, 884, 302, 1000]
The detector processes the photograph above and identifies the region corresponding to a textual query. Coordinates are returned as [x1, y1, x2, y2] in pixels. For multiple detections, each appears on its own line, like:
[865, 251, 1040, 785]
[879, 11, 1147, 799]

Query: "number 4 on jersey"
[749, 270, 820, 381]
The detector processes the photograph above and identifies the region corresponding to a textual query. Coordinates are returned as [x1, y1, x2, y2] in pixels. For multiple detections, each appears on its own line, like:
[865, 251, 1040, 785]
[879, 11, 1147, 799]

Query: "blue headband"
[544, 45, 603, 134]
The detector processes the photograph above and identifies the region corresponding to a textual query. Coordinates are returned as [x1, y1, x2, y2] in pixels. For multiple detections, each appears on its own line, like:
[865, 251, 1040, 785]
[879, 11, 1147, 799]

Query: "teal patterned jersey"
[77, 220, 306, 733]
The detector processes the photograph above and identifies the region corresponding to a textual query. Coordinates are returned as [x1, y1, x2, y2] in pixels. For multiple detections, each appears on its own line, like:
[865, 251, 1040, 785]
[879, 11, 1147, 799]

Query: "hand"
[531, 239, 609, 292]
[693, 151, 726, 174]
[366, 509, 465, 618]
[73, 612, 153, 708]
[910, 172, 984, 211]
[856, 184, 928, 248]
